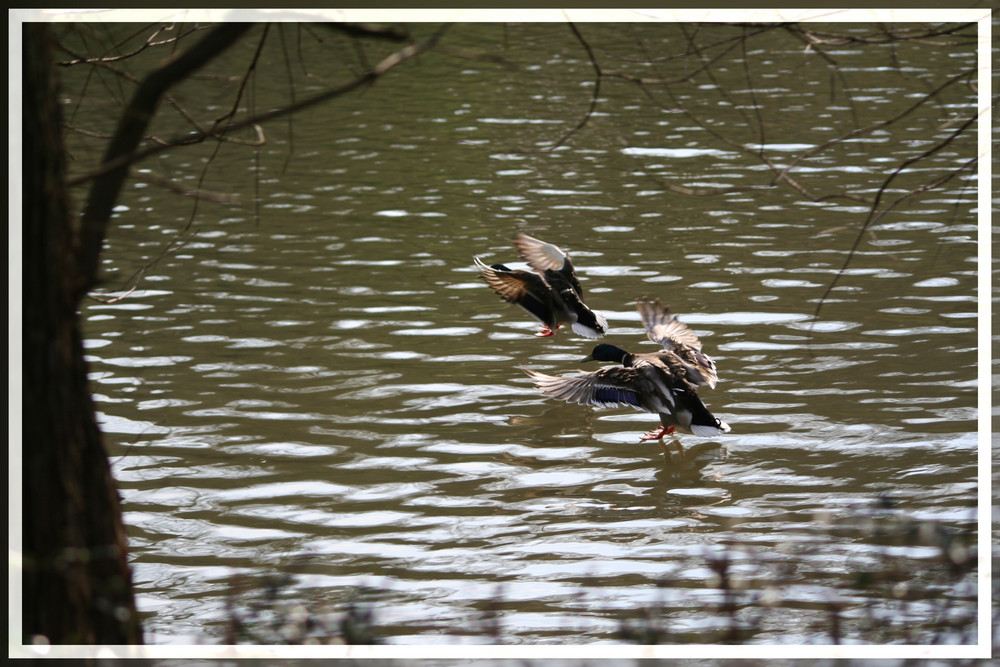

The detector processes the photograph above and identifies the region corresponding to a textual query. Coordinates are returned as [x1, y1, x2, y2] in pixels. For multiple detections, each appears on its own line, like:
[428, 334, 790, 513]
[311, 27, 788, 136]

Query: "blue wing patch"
[593, 387, 641, 407]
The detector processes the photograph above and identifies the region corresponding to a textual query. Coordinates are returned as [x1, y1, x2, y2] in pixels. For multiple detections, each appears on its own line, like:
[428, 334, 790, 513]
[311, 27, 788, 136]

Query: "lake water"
[57, 20, 981, 647]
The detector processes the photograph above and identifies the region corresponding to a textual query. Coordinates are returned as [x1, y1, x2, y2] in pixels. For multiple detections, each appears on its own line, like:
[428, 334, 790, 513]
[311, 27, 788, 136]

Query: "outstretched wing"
[636, 298, 718, 389]
[513, 232, 569, 273]
[525, 367, 646, 410]
[637, 298, 703, 350]
[513, 232, 585, 297]
[475, 257, 553, 326]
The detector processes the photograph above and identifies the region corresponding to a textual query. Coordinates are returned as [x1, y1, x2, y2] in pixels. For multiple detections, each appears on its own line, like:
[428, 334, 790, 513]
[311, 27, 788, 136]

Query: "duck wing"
[569, 305, 609, 339]
[525, 367, 651, 410]
[512, 232, 568, 272]
[513, 232, 585, 297]
[527, 364, 730, 437]
[475, 257, 557, 329]
[636, 298, 718, 389]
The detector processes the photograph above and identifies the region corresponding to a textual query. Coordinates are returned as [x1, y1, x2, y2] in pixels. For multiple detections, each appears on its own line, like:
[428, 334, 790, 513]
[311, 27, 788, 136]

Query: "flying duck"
[475, 232, 608, 338]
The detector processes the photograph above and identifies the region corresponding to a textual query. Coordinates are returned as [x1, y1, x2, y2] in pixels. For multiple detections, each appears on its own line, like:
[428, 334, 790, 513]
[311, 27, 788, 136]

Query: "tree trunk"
[22, 23, 142, 645]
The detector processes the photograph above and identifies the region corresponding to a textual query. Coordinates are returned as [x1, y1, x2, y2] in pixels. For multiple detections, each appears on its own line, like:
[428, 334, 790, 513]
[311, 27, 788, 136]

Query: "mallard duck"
[474, 232, 608, 338]
[525, 299, 729, 440]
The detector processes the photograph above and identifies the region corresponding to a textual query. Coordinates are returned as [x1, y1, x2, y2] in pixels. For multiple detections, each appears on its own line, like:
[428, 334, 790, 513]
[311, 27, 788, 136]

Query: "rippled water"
[64, 21, 980, 645]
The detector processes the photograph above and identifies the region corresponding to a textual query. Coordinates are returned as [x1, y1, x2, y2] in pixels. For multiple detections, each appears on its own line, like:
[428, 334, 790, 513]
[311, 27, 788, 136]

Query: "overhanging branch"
[76, 22, 253, 297]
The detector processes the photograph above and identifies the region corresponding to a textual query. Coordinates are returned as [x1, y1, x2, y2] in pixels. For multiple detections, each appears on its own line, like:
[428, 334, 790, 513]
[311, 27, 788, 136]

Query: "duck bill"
[579, 354, 596, 363]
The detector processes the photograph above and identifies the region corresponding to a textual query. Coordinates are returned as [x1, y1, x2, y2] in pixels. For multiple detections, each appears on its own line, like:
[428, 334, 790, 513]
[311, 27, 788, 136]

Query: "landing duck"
[525, 299, 729, 440]
[474, 232, 608, 338]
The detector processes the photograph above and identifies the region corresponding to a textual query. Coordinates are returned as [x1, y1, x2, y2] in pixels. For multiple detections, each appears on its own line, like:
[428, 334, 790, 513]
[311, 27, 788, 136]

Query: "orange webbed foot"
[639, 426, 676, 442]
[534, 324, 562, 337]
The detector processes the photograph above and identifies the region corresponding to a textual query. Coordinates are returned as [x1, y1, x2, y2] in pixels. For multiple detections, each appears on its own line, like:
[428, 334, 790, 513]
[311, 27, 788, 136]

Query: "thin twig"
[810, 114, 979, 326]
[68, 24, 453, 191]
[76, 22, 254, 297]
[545, 22, 602, 150]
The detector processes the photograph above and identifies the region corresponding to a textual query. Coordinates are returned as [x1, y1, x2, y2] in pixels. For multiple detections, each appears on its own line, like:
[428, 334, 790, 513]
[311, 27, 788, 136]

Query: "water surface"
[62, 21, 979, 645]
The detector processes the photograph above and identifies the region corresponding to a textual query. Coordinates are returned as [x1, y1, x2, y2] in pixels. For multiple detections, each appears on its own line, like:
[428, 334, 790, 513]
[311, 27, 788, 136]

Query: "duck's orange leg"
[534, 324, 563, 337]
[640, 425, 676, 441]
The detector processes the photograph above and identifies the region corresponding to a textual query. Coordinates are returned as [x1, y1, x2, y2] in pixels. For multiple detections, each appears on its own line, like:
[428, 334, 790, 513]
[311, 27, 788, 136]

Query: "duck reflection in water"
[654, 438, 729, 481]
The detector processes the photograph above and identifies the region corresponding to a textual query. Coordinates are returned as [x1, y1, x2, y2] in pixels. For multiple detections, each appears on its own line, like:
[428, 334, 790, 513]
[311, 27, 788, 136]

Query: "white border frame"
[9, 7, 993, 661]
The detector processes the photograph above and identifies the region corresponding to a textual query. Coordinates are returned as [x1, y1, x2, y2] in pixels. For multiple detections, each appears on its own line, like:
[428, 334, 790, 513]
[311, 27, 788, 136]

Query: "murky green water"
[61, 21, 979, 645]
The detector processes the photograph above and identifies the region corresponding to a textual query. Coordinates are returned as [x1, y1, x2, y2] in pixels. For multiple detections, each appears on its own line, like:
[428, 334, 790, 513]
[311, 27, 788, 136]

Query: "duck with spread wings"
[474, 232, 608, 339]
[526, 298, 729, 440]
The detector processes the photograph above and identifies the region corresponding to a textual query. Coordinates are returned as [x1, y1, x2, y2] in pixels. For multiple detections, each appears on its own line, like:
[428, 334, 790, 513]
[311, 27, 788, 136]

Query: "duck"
[474, 232, 608, 338]
[524, 299, 729, 440]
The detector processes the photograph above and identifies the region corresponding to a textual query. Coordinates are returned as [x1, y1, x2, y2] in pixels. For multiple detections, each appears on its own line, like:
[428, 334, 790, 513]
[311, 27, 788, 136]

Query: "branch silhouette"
[76, 22, 254, 296]
[73, 23, 453, 297]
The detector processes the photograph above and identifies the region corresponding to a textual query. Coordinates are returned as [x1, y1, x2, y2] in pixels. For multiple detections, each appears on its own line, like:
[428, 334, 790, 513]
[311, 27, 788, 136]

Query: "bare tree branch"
[772, 67, 975, 186]
[68, 24, 453, 195]
[76, 22, 254, 296]
[56, 23, 212, 67]
[277, 24, 298, 175]
[545, 22, 603, 151]
[182, 24, 272, 231]
[70, 22, 460, 302]
[811, 112, 979, 325]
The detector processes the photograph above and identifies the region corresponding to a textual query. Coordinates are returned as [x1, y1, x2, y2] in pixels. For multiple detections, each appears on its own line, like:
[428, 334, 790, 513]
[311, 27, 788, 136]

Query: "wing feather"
[637, 298, 702, 350]
[512, 232, 570, 273]
[526, 368, 645, 409]
[475, 257, 554, 326]
[514, 233, 586, 297]
[636, 298, 719, 389]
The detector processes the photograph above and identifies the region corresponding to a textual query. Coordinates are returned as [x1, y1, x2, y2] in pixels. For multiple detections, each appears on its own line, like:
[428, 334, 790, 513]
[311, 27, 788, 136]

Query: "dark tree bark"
[22, 23, 142, 645]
